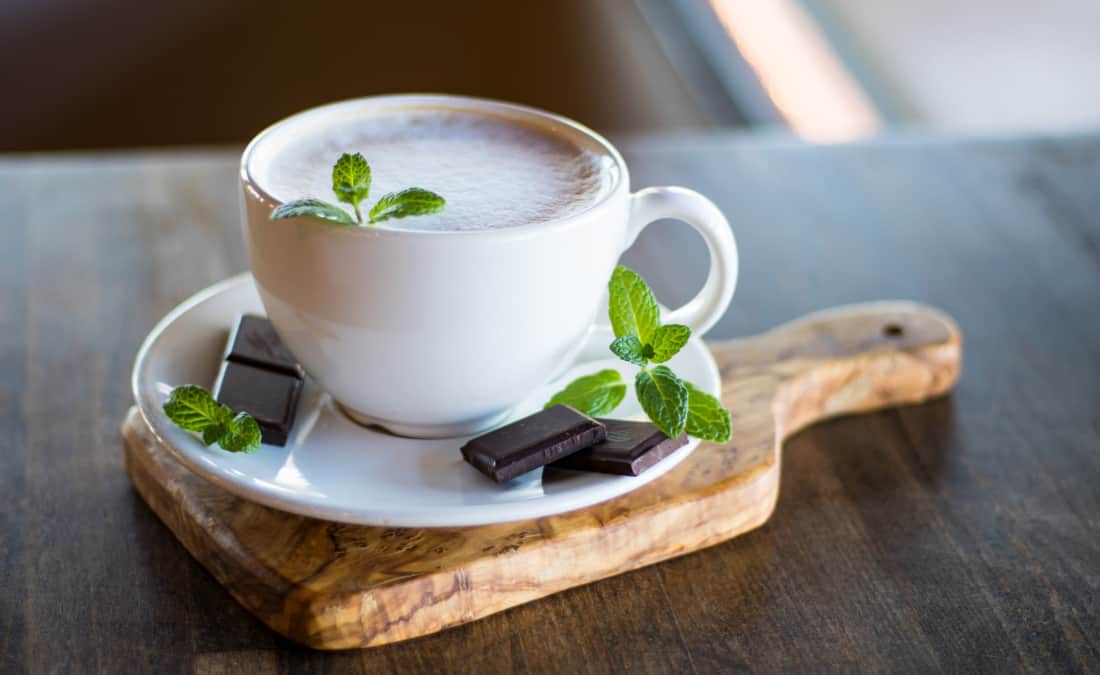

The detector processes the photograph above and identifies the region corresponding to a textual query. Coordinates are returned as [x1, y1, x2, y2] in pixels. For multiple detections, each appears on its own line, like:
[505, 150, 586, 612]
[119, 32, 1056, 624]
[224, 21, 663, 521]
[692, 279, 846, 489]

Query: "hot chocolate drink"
[247, 101, 620, 231]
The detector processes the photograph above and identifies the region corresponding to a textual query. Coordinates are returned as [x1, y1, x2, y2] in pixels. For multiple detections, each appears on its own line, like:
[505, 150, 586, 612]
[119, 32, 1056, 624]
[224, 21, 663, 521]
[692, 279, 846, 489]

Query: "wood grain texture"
[3, 134, 1100, 672]
[121, 301, 961, 649]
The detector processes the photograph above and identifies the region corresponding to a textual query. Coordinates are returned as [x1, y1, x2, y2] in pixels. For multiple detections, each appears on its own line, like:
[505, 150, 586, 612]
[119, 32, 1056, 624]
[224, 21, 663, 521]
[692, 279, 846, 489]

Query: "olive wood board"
[121, 301, 962, 650]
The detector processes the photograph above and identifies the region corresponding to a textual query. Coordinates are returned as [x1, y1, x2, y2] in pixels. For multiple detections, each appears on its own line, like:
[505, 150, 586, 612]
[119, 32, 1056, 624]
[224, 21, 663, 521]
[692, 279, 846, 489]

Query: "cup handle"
[624, 186, 739, 337]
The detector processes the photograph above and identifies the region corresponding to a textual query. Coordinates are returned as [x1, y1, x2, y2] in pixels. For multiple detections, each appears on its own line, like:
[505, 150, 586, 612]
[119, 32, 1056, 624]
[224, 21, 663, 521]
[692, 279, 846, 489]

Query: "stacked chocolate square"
[214, 315, 303, 446]
[461, 405, 687, 483]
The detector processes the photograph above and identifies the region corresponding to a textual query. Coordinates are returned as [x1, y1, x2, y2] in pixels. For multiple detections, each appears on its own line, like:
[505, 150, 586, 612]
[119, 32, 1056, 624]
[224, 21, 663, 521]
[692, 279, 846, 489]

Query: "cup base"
[337, 403, 513, 439]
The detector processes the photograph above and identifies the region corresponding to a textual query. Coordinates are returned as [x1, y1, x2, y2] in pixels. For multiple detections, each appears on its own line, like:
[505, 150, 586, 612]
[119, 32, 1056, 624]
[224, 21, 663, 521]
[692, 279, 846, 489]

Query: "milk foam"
[249, 104, 619, 231]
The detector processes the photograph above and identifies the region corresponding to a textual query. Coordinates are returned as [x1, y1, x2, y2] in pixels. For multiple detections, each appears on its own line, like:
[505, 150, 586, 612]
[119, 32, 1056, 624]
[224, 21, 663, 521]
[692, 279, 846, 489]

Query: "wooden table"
[3, 133, 1098, 673]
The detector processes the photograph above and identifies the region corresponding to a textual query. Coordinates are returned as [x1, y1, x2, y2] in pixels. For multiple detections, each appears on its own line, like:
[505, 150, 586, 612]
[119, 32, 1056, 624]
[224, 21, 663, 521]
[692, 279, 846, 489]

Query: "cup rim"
[240, 93, 630, 238]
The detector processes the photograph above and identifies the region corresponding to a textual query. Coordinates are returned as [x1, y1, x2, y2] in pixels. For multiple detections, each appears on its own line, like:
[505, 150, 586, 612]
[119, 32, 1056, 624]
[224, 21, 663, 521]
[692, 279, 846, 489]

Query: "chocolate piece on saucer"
[224, 314, 304, 378]
[550, 418, 688, 476]
[461, 405, 606, 483]
[214, 360, 302, 446]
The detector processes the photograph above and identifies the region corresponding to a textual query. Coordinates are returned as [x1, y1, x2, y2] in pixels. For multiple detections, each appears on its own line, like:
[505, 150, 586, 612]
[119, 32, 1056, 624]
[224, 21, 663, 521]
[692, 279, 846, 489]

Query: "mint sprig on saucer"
[545, 266, 732, 443]
[270, 152, 445, 226]
[163, 385, 262, 453]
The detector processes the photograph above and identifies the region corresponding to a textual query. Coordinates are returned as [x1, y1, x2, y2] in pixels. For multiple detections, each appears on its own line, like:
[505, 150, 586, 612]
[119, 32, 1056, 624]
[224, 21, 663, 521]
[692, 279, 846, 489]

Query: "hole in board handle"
[882, 323, 905, 338]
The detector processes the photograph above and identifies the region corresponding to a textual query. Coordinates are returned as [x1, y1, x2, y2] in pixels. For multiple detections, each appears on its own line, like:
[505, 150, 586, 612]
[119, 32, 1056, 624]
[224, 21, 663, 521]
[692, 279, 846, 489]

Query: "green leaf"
[608, 265, 660, 343]
[218, 412, 263, 453]
[270, 198, 356, 225]
[368, 188, 446, 224]
[163, 385, 230, 433]
[648, 324, 692, 363]
[163, 385, 262, 453]
[683, 381, 731, 443]
[544, 369, 627, 417]
[201, 424, 227, 446]
[634, 366, 688, 439]
[332, 152, 371, 208]
[609, 335, 648, 366]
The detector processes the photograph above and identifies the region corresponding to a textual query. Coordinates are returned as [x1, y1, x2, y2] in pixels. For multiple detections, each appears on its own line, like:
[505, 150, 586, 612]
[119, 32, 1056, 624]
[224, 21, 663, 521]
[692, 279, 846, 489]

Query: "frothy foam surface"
[249, 103, 619, 231]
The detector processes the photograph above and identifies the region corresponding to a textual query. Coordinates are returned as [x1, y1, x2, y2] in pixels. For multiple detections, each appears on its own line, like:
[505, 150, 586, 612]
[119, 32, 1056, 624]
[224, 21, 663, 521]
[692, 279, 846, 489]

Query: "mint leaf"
[609, 335, 648, 366]
[684, 381, 731, 443]
[270, 198, 355, 225]
[332, 152, 371, 222]
[648, 324, 692, 363]
[634, 366, 688, 439]
[545, 369, 626, 417]
[202, 423, 227, 446]
[163, 385, 230, 432]
[163, 385, 262, 453]
[608, 265, 660, 343]
[218, 412, 263, 453]
[369, 188, 446, 224]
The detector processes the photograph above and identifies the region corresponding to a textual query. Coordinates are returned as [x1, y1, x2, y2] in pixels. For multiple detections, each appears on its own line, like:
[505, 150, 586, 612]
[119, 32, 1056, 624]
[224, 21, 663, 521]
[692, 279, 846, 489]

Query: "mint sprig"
[270, 152, 445, 226]
[163, 385, 262, 453]
[544, 265, 732, 443]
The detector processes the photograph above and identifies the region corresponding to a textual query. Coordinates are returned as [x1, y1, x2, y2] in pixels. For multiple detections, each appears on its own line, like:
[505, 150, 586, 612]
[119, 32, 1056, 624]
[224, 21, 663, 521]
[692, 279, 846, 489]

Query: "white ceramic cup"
[240, 95, 738, 438]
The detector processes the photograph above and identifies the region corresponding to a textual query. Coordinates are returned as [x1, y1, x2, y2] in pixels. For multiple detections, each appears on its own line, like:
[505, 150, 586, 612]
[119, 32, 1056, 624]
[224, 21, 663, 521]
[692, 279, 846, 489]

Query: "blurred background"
[2, 0, 1097, 152]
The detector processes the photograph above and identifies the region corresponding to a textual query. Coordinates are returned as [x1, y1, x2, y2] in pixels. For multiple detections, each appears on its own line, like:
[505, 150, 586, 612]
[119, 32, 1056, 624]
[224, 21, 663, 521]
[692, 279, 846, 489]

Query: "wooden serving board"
[122, 301, 961, 650]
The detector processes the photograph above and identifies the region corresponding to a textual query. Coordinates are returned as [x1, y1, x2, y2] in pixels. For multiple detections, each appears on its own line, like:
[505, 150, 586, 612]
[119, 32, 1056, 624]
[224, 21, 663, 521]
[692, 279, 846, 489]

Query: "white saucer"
[131, 274, 720, 527]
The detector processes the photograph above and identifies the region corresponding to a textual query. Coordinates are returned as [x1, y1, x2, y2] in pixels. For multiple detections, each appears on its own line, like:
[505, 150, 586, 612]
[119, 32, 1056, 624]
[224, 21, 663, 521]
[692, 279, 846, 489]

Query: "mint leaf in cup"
[369, 188, 447, 224]
[269, 153, 444, 226]
[635, 365, 689, 439]
[332, 152, 371, 202]
[544, 369, 627, 417]
[163, 385, 262, 453]
[332, 152, 372, 222]
[271, 198, 356, 225]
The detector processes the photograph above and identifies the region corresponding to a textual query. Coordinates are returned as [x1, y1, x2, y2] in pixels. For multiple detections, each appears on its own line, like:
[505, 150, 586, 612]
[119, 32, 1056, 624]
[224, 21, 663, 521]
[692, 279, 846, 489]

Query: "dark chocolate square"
[550, 419, 688, 476]
[461, 405, 606, 483]
[224, 314, 304, 378]
[214, 360, 302, 446]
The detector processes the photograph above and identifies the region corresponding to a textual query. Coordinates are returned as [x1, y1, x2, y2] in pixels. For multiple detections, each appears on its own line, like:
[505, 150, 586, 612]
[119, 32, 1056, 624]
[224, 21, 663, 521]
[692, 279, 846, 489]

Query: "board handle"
[709, 302, 962, 438]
